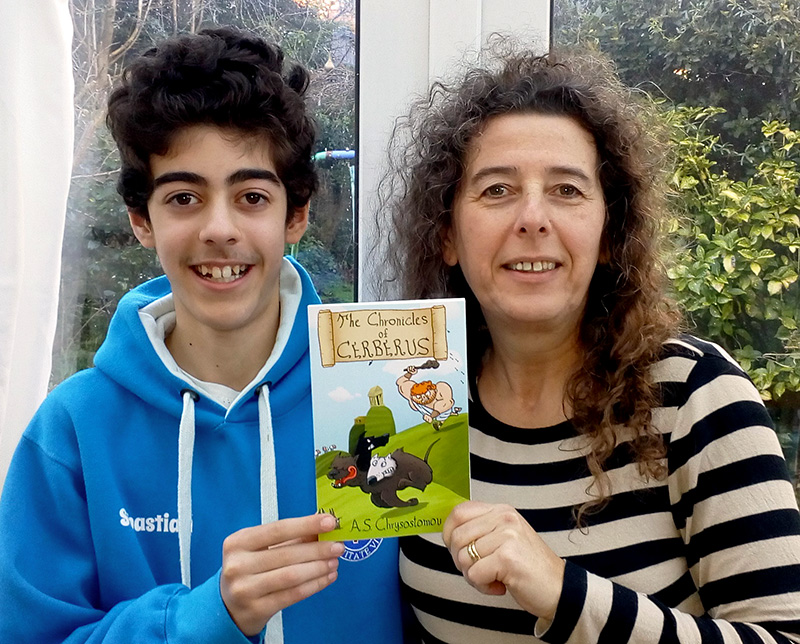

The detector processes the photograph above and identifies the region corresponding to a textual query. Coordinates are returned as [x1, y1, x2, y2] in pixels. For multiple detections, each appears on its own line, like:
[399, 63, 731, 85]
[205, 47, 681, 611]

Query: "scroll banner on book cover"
[317, 305, 448, 367]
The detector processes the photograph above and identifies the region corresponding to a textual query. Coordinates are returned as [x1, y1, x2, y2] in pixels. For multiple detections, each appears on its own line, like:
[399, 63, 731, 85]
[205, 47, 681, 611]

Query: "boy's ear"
[285, 203, 310, 245]
[128, 208, 156, 249]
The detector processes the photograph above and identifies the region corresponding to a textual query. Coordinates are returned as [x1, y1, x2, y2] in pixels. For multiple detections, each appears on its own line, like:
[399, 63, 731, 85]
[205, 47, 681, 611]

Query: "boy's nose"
[201, 202, 239, 244]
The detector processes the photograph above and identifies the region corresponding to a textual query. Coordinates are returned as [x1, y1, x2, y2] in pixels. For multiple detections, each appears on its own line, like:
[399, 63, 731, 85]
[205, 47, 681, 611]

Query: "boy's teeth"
[196, 264, 248, 282]
[512, 261, 556, 272]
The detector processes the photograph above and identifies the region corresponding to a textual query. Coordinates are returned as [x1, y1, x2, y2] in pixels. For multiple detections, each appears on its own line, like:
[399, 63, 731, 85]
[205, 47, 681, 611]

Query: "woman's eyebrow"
[466, 165, 595, 185]
[548, 165, 594, 182]
[466, 165, 518, 184]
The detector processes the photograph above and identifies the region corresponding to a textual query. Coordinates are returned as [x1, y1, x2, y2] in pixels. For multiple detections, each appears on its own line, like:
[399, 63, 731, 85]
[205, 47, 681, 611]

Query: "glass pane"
[553, 0, 800, 495]
[52, 0, 357, 385]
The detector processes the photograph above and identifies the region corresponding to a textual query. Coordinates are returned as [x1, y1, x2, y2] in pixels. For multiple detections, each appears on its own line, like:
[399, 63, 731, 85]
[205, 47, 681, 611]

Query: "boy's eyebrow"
[152, 171, 207, 188]
[228, 169, 282, 186]
[151, 169, 282, 189]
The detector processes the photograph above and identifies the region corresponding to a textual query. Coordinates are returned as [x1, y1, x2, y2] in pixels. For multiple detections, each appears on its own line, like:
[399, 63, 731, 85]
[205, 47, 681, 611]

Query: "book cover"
[309, 298, 470, 540]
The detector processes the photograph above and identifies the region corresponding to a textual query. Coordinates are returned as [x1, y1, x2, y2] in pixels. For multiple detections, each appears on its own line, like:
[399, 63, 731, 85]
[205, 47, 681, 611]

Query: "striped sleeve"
[536, 339, 800, 644]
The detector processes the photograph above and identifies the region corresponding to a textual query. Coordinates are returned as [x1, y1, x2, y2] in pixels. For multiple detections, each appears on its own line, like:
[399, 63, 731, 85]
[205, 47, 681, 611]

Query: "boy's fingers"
[244, 540, 345, 574]
[227, 514, 337, 552]
[222, 554, 340, 636]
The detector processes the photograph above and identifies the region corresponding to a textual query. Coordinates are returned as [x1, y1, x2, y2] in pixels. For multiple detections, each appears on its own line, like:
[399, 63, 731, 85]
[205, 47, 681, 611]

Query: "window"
[554, 0, 800, 490]
[53, 0, 357, 384]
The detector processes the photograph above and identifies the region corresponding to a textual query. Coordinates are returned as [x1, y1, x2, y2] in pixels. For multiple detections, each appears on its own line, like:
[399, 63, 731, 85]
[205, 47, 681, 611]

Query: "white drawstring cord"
[176, 385, 282, 642]
[177, 389, 197, 588]
[257, 384, 283, 644]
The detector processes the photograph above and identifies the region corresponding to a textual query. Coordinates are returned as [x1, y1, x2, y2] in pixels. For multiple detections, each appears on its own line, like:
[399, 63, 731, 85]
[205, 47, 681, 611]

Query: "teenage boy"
[0, 27, 402, 643]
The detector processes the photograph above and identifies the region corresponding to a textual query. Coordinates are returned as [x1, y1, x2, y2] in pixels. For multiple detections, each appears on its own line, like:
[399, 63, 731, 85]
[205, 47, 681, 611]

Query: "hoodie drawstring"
[176, 385, 283, 644]
[257, 383, 284, 644]
[177, 389, 197, 589]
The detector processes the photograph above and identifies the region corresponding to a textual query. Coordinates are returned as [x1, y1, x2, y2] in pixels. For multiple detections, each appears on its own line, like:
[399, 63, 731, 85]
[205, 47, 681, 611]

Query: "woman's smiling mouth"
[506, 260, 557, 273]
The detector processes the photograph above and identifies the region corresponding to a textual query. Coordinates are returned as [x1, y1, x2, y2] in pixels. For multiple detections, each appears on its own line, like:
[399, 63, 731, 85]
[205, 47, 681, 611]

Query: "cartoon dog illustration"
[352, 432, 390, 471]
[367, 453, 396, 485]
[327, 440, 439, 508]
[396, 366, 461, 430]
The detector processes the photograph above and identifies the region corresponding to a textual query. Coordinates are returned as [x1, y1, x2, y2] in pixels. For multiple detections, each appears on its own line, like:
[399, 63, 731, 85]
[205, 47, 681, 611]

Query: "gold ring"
[467, 540, 481, 563]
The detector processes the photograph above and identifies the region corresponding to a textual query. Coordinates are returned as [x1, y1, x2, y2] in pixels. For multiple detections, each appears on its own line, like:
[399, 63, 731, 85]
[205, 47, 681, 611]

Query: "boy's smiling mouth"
[193, 264, 251, 283]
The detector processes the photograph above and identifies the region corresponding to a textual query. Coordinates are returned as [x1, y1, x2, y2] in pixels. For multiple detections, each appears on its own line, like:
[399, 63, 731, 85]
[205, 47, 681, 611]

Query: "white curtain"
[0, 1, 74, 493]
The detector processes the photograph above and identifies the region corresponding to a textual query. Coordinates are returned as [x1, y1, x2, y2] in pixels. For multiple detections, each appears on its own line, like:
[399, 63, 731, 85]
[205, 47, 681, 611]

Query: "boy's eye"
[241, 192, 268, 205]
[169, 193, 198, 206]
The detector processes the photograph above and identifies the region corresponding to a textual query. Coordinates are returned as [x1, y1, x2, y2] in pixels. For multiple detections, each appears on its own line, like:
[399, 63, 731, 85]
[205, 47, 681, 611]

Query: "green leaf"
[723, 255, 736, 273]
[767, 280, 783, 295]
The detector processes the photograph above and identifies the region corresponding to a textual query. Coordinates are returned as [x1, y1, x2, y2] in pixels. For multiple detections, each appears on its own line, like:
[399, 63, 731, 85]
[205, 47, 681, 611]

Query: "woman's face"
[443, 112, 606, 337]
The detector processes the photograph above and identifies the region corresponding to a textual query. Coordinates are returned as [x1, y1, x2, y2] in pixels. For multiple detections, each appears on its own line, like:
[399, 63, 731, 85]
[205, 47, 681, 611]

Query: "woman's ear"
[598, 238, 611, 265]
[597, 212, 611, 265]
[128, 208, 156, 249]
[441, 226, 458, 267]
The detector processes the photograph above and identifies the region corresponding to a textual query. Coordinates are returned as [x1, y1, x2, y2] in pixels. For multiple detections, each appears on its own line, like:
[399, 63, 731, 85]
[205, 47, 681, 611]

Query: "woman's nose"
[515, 194, 548, 235]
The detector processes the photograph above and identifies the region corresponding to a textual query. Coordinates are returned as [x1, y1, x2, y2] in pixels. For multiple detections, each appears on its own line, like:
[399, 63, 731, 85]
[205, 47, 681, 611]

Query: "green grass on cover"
[314, 414, 471, 540]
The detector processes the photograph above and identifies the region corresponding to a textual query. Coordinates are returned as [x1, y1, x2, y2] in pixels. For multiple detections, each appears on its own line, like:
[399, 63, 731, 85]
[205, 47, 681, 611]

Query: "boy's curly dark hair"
[380, 45, 681, 519]
[106, 26, 317, 220]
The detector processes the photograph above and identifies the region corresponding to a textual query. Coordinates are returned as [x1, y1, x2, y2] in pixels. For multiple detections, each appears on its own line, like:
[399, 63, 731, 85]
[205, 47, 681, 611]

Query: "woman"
[381, 47, 800, 643]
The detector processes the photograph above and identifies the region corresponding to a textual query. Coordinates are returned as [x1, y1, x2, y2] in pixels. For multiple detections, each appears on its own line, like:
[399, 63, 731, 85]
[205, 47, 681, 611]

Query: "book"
[309, 298, 470, 540]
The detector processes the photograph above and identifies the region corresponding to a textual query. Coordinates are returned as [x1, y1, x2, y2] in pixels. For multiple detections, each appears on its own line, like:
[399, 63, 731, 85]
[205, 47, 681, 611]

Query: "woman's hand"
[442, 501, 566, 620]
[220, 514, 344, 636]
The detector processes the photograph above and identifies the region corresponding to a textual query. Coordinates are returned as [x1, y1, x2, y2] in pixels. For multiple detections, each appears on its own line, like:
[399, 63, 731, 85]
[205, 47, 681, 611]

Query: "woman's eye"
[483, 184, 507, 197]
[558, 185, 581, 197]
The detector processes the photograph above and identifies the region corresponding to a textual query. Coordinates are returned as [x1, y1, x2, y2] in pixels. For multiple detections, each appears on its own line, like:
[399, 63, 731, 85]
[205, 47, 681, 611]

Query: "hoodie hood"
[94, 256, 319, 423]
[93, 255, 321, 602]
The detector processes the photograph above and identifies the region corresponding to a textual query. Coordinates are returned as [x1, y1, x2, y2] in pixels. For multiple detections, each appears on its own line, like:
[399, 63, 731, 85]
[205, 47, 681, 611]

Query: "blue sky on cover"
[308, 299, 468, 451]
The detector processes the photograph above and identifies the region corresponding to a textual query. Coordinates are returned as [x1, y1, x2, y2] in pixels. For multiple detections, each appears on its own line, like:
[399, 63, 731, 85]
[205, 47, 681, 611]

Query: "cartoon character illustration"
[396, 365, 461, 430]
[327, 440, 439, 508]
[367, 454, 397, 485]
[352, 432, 389, 471]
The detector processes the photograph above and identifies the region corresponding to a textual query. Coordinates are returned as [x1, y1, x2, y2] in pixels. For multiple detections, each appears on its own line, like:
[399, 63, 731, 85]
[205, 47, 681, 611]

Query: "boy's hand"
[220, 514, 344, 637]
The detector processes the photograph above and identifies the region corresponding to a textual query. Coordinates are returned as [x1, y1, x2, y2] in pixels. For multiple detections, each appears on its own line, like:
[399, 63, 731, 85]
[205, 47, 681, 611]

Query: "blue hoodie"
[0, 258, 403, 643]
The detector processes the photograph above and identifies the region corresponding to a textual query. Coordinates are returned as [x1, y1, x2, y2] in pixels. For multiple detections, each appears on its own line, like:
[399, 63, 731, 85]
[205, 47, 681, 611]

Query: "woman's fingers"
[443, 502, 565, 620]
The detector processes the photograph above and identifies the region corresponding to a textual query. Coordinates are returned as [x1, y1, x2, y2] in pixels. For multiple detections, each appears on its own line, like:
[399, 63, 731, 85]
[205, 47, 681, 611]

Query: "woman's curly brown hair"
[378, 44, 681, 519]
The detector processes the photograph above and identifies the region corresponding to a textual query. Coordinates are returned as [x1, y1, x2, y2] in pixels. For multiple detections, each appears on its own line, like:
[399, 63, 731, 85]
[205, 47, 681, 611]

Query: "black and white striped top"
[400, 336, 800, 643]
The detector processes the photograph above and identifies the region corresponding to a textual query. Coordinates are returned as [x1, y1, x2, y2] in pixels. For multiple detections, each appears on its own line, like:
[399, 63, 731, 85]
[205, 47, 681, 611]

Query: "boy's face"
[129, 124, 307, 340]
